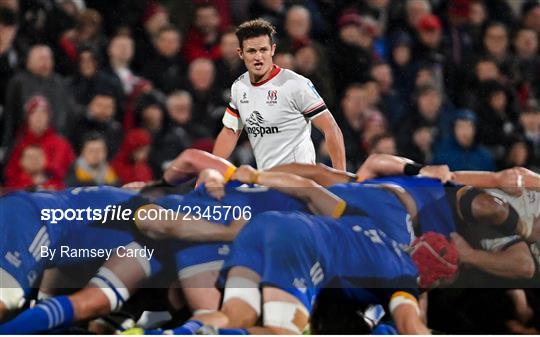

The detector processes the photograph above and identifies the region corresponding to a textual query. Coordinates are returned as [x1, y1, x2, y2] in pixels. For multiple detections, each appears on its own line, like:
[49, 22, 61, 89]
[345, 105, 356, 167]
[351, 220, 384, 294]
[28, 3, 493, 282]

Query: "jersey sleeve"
[293, 78, 328, 120]
[222, 82, 244, 132]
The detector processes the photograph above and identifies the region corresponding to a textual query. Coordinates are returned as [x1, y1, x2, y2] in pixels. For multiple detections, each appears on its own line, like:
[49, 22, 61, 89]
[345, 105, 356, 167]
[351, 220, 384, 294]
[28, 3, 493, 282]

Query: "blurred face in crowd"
[418, 89, 442, 121]
[339, 24, 362, 46]
[145, 10, 169, 36]
[489, 90, 507, 112]
[195, 5, 220, 34]
[108, 35, 134, 66]
[0, 18, 17, 50]
[78, 9, 102, 42]
[342, 86, 366, 121]
[220, 32, 240, 62]
[261, 0, 284, 12]
[167, 93, 192, 125]
[20, 146, 45, 175]
[89, 95, 115, 122]
[484, 24, 508, 58]
[285, 6, 310, 40]
[413, 126, 434, 151]
[469, 1, 487, 26]
[454, 119, 475, 148]
[362, 81, 380, 107]
[514, 29, 538, 58]
[132, 145, 150, 163]
[523, 5, 540, 32]
[155, 29, 181, 57]
[507, 142, 528, 166]
[371, 136, 397, 155]
[28, 106, 49, 135]
[406, 0, 431, 28]
[520, 111, 540, 134]
[475, 60, 500, 81]
[82, 139, 107, 168]
[238, 35, 276, 82]
[142, 105, 163, 132]
[27, 45, 54, 77]
[0, 0, 18, 11]
[188, 58, 215, 92]
[415, 68, 435, 87]
[371, 64, 393, 93]
[392, 45, 411, 66]
[79, 51, 98, 78]
[294, 46, 318, 75]
[419, 27, 442, 49]
[273, 52, 295, 70]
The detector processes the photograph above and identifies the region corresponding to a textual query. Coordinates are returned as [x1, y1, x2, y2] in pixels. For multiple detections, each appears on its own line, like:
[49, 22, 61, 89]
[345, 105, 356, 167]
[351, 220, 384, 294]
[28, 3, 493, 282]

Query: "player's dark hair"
[236, 18, 276, 49]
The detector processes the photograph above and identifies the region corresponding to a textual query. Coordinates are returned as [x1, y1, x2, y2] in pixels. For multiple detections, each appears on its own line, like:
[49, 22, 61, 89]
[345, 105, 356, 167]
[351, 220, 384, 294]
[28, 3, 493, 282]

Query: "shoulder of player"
[232, 72, 249, 86]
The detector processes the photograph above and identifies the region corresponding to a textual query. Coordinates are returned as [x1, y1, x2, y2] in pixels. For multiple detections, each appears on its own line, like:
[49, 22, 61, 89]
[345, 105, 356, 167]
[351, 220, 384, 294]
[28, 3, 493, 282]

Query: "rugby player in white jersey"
[212, 18, 346, 170]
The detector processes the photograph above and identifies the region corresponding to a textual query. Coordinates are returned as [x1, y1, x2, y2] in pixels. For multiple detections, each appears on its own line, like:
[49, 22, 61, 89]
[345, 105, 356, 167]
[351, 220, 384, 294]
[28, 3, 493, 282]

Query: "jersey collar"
[251, 64, 281, 87]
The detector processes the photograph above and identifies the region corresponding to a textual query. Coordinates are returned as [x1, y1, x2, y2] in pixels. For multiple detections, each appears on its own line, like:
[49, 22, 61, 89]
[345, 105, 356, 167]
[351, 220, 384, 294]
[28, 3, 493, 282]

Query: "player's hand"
[495, 168, 524, 196]
[199, 169, 226, 200]
[420, 165, 454, 183]
[232, 165, 259, 184]
[450, 232, 474, 264]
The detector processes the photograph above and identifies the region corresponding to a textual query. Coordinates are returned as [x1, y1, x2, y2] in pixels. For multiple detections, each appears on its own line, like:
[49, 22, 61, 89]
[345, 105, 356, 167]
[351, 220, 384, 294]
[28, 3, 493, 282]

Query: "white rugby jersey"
[222, 65, 328, 170]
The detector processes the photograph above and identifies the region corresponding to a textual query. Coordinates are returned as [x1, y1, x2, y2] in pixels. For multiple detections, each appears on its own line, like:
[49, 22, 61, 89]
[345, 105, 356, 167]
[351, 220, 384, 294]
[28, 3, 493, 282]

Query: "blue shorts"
[222, 212, 418, 311]
[174, 242, 231, 281]
[0, 195, 48, 295]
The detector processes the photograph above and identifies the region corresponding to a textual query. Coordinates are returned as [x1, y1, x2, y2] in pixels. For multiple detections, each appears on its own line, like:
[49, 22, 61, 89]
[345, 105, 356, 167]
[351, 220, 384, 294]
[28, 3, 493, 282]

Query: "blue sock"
[218, 328, 250, 335]
[0, 296, 74, 334]
[170, 320, 204, 334]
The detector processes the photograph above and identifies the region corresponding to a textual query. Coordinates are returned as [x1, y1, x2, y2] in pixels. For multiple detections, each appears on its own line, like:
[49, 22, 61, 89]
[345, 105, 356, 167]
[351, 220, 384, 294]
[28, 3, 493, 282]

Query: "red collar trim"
[251, 65, 281, 86]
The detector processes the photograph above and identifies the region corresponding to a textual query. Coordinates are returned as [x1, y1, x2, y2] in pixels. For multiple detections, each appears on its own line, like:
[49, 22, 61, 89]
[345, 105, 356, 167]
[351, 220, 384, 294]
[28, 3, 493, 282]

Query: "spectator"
[69, 47, 124, 109]
[142, 25, 186, 94]
[497, 134, 530, 170]
[69, 91, 122, 156]
[184, 3, 222, 63]
[4, 96, 75, 185]
[214, 28, 245, 100]
[5, 144, 64, 190]
[361, 113, 388, 154]
[433, 110, 496, 171]
[166, 90, 211, 142]
[414, 14, 445, 66]
[105, 34, 139, 96]
[371, 62, 406, 127]
[65, 133, 119, 187]
[512, 27, 540, 101]
[249, 0, 285, 32]
[330, 13, 374, 95]
[481, 22, 513, 78]
[335, 84, 369, 171]
[2, 44, 76, 153]
[111, 128, 153, 184]
[521, 1, 540, 33]
[397, 85, 451, 146]
[468, 0, 489, 48]
[388, 31, 417, 105]
[403, 0, 432, 34]
[400, 122, 435, 164]
[519, 103, 540, 168]
[186, 57, 224, 133]
[475, 80, 518, 158]
[280, 5, 327, 62]
[368, 133, 397, 155]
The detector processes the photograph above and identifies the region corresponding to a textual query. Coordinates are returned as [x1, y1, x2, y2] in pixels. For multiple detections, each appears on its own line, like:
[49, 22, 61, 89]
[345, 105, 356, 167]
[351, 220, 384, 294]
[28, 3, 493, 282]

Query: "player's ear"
[237, 47, 243, 59]
[271, 43, 276, 57]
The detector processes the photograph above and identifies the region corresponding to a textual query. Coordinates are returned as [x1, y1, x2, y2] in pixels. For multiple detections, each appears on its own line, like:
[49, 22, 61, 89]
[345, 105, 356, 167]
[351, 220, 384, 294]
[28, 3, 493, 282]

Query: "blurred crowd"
[0, 0, 539, 190]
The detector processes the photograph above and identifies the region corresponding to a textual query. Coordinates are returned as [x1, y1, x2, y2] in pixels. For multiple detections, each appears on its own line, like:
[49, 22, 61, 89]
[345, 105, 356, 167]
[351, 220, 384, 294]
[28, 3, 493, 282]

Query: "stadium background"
[0, 0, 538, 190]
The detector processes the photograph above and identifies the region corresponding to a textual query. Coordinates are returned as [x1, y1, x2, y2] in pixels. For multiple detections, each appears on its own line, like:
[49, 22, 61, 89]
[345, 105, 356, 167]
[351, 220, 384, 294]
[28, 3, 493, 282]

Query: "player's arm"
[356, 154, 454, 183]
[212, 126, 241, 160]
[450, 233, 535, 279]
[389, 292, 431, 335]
[233, 165, 347, 218]
[454, 167, 540, 191]
[163, 149, 237, 186]
[311, 111, 346, 171]
[213, 87, 243, 160]
[268, 162, 355, 186]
